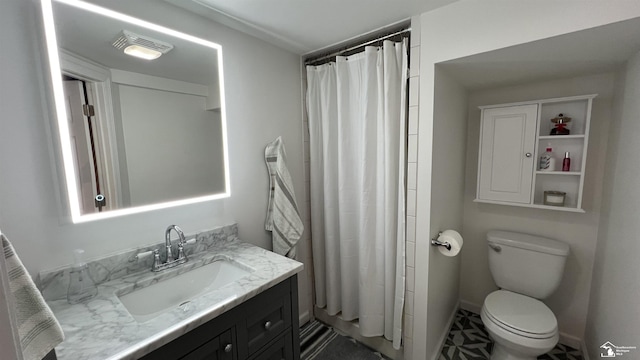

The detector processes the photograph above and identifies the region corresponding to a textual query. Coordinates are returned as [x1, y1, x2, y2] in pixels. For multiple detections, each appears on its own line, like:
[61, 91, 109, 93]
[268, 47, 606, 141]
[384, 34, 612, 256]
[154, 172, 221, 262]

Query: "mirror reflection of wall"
[115, 81, 225, 208]
[46, 0, 229, 222]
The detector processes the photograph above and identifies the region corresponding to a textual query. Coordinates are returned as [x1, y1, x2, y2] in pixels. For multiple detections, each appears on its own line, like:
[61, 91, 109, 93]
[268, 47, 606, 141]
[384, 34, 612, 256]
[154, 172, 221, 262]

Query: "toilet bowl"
[481, 231, 569, 360]
[481, 290, 558, 360]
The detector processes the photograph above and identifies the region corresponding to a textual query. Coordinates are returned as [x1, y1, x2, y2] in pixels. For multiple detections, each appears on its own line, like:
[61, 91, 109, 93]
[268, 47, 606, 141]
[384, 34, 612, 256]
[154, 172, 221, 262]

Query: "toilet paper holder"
[431, 232, 452, 251]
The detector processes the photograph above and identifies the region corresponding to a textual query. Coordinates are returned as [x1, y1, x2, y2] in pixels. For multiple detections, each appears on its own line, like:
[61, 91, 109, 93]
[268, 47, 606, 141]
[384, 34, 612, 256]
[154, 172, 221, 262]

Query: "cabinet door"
[181, 329, 235, 360]
[477, 104, 538, 203]
[235, 278, 293, 358]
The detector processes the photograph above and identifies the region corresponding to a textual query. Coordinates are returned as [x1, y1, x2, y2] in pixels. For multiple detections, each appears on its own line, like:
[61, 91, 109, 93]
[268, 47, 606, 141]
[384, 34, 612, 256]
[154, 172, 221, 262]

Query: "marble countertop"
[47, 240, 303, 360]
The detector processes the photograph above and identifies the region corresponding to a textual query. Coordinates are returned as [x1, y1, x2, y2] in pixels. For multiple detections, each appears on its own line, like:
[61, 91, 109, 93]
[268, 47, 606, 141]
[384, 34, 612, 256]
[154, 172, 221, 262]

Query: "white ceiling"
[439, 17, 640, 90]
[70, 0, 640, 91]
[165, 0, 459, 54]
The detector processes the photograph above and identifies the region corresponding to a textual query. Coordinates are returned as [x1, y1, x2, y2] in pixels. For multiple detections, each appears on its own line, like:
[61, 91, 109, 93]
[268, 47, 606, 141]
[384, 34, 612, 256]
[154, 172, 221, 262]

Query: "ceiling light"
[112, 30, 173, 60]
[123, 45, 161, 60]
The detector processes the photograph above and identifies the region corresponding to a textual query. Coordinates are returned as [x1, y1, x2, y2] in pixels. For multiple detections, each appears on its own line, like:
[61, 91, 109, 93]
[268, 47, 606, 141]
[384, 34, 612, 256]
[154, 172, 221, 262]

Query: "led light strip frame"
[41, 0, 231, 223]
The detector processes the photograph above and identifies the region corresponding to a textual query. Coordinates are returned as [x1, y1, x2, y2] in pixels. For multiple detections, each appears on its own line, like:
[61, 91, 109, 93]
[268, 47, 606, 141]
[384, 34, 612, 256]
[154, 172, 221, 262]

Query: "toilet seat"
[483, 290, 557, 339]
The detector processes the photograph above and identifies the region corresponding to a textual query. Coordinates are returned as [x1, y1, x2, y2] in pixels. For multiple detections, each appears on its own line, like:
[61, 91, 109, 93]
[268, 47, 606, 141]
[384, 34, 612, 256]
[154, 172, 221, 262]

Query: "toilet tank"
[487, 230, 570, 299]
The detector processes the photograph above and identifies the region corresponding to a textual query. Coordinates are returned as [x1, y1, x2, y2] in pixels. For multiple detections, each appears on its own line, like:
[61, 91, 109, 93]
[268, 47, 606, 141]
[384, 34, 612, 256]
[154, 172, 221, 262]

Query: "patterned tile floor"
[439, 309, 584, 360]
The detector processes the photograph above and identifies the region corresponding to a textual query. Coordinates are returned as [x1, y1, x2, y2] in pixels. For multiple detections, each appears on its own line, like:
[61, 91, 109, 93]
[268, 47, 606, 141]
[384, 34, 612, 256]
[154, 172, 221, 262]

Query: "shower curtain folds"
[306, 40, 408, 349]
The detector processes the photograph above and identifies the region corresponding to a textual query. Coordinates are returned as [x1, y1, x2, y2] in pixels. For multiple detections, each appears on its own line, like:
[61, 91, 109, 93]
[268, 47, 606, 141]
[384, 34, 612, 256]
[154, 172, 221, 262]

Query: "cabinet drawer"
[248, 331, 293, 360]
[244, 291, 292, 354]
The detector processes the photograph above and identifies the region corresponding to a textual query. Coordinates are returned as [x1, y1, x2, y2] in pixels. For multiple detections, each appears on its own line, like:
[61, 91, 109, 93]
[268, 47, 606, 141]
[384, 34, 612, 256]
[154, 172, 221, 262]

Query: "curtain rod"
[304, 27, 411, 66]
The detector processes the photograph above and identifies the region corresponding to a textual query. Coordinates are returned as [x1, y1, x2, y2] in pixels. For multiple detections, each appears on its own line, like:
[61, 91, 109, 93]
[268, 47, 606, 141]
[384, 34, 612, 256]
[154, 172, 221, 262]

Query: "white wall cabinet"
[475, 94, 596, 212]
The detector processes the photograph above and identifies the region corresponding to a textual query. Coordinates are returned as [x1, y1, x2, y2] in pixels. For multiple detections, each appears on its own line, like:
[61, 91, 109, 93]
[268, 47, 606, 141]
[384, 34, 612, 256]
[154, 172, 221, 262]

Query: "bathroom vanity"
[41, 225, 303, 360]
[141, 276, 298, 360]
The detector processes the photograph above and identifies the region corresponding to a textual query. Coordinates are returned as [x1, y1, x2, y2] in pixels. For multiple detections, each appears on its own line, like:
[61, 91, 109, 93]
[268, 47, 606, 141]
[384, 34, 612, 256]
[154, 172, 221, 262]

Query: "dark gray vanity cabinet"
[141, 275, 299, 360]
[181, 329, 234, 360]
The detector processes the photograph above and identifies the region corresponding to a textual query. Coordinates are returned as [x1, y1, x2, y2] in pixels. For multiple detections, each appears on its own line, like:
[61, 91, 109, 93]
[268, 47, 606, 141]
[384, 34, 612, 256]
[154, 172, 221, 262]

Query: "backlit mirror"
[42, 0, 230, 223]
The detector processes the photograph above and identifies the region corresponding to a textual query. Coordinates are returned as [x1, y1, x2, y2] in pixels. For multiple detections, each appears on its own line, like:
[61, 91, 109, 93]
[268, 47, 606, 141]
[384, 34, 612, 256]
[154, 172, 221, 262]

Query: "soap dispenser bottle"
[67, 249, 98, 304]
[539, 146, 556, 172]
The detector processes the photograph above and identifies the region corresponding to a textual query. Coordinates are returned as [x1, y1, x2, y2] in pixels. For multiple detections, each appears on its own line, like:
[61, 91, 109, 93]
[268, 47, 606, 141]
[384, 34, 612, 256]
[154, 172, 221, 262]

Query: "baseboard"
[459, 299, 482, 314]
[581, 339, 590, 360]
[559, 332, 582, 351]
[430, 302, 460, 360]
[299, 310, 310, 327]
[314, 306, 404, 360]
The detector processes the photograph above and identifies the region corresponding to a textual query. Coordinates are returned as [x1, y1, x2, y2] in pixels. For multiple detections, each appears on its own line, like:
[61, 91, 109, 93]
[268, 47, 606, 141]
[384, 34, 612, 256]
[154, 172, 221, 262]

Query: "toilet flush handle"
[488, 243, 502, 253]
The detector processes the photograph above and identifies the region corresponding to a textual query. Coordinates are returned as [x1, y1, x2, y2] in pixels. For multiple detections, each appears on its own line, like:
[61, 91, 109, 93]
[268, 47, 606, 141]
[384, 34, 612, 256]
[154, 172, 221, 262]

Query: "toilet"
[481, 230, 570, 360]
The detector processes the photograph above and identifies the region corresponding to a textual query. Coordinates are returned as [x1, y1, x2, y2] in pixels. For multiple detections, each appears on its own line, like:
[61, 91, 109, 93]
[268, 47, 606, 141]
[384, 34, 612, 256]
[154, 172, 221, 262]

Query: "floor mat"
[300, 321, 389, 360]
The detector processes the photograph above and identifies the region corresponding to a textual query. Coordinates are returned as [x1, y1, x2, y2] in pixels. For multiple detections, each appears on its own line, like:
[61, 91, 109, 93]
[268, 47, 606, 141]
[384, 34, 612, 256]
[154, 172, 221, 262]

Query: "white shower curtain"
[306, 39, 408, 349]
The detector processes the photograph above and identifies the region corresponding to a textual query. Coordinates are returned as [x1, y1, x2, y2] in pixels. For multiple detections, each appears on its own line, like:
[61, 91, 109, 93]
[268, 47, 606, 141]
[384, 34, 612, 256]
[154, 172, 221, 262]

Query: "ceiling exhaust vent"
[112, 30, 174, 60]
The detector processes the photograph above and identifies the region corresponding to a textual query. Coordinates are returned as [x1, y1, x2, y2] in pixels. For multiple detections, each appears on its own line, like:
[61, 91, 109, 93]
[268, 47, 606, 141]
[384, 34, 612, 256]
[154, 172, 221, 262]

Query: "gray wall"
[425, 67, 467, 357]
[117, 84, 225, 206]
[585, 50, 640, 358]
[0, 0, 310, 319]
[460, 72, 615, 345]
[415, 3, 640, 358]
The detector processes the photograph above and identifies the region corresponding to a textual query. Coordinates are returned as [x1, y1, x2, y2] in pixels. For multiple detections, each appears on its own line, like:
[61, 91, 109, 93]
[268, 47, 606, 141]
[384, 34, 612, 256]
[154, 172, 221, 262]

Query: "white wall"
[118, 84, 225, 206]
[460, 72, 614, 346]
[585, 51, 640, 358]
[425, 67, 467, 357]
[0, 0, 311, 321]
[415, 1, 640, 359]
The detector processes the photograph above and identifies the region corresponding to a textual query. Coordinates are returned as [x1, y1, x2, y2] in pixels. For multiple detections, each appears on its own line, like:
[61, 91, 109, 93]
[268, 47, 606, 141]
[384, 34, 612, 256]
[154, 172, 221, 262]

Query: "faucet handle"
[176, 238, 196, 262]
[165, 244, 174, 262]
[130, 250, 154, 262]
[177, 244, 185, 261]
[152, 249, 162, 271]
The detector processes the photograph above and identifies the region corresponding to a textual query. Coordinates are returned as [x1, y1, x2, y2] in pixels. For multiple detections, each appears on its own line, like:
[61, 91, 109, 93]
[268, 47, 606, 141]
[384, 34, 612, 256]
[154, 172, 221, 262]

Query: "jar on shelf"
[550, 113, 571, 135]
[543, 191, 566, 206]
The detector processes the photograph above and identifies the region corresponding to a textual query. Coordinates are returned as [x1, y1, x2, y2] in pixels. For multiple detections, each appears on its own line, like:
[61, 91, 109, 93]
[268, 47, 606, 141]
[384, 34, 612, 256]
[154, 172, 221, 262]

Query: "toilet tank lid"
[487, 230, 570, 256]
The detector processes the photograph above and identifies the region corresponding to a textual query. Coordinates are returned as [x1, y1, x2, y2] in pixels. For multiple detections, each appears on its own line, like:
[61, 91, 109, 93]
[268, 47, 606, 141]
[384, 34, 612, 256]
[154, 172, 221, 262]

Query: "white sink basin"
[118, 260, 253, 322]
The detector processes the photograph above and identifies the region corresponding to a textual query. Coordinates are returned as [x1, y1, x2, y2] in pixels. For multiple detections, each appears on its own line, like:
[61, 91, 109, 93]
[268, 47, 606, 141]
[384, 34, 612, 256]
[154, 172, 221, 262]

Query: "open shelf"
[473, 199, 586, 213]
[535, 171, 581, 176]
[538, 135, 585, 140]
[539, 98, 589, 136]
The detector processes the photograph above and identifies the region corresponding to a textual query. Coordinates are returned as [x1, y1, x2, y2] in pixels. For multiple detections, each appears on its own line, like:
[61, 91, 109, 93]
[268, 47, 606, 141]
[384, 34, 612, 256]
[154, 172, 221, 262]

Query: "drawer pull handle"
[264, 321, 272, 330]
[224, 343, 232, 353]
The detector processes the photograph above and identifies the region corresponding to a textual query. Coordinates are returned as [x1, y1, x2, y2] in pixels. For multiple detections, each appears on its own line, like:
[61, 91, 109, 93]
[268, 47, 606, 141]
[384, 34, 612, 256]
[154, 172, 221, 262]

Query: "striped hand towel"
[2, 232, 64, 360]
[265, 137, 304, 258]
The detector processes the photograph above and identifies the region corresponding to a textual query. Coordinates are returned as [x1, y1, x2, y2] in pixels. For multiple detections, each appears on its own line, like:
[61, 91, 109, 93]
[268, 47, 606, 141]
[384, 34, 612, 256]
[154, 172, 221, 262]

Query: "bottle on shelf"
[539, 146, 556, 172]
[562, 152, 571, 172]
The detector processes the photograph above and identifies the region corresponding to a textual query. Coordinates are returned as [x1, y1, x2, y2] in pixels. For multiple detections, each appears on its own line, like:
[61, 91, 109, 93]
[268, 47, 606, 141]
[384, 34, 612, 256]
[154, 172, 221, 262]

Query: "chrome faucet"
[152, 225, 189, 272]
[165, 225, 185, 262]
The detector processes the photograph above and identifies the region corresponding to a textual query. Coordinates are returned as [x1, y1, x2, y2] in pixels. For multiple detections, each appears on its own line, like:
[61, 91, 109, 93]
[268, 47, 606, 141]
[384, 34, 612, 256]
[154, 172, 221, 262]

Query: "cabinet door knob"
[224, 343, 232, 353]
[264, 321, 272, 330]
[525, 153, 532, 157]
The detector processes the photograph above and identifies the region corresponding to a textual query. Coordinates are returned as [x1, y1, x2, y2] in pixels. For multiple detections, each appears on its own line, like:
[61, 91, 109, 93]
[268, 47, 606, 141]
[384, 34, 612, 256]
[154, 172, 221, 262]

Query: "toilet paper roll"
[438, 229, 463, 257]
